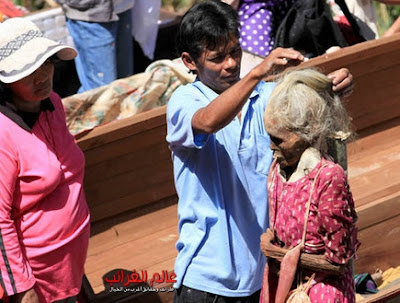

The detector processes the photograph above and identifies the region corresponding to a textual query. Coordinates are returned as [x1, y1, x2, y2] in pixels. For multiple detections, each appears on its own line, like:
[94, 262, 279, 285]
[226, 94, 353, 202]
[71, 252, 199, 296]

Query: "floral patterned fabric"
[62, 58, 195, 136]
[266, 156, 359, 303]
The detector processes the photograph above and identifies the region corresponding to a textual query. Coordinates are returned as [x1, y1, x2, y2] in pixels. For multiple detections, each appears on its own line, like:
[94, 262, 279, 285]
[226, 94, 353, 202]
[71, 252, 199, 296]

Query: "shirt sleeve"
[166, 85, 209, 150]
[317, 164, 359, 265]
[0, 127, 35, 296]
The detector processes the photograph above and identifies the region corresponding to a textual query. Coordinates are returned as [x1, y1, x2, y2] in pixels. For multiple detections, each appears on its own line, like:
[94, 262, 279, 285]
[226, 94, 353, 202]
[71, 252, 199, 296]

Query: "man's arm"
[192, 48, 305, 134]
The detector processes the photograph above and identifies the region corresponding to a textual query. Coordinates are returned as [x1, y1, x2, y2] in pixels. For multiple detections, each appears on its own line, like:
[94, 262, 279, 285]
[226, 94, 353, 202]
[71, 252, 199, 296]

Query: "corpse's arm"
[260, 228, 346, 275]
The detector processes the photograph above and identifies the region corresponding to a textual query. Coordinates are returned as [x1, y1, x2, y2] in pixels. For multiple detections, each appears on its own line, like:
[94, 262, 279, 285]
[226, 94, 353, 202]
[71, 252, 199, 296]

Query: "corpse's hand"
[328, 68, 353, 99]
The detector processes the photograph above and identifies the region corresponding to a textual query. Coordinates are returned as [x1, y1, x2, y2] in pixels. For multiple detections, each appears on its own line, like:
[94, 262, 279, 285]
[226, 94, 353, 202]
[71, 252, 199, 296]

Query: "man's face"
[195, 36, 242, 94]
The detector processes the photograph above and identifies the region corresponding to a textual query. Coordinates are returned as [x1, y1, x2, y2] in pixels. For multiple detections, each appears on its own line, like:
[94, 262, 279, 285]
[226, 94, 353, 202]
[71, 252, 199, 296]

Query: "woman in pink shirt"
[260, 69, 359, 303]
[0, 18, 90, 302]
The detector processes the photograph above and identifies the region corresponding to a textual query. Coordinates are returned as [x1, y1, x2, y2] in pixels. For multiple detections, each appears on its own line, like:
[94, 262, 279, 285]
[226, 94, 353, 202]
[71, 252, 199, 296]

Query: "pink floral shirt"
[267, 151, 359, 303]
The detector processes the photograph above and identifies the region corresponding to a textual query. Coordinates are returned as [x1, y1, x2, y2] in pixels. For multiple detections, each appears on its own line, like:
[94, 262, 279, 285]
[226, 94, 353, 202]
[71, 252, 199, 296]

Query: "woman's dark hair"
[49, 54, 61, 65]
[176, 0, 240, 61]
[0, 81, 12, 105]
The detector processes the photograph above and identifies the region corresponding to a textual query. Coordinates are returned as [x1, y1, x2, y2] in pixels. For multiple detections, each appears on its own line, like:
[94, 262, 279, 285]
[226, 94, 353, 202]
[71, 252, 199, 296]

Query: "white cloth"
[345, 0, 379, 39]
[131, 0, 161, 60]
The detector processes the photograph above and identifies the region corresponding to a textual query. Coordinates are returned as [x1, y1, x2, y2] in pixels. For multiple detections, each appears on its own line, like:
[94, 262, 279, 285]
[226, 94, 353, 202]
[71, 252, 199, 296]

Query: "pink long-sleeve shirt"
[0, 92, 90, 302]
[265, 149, 359, 303]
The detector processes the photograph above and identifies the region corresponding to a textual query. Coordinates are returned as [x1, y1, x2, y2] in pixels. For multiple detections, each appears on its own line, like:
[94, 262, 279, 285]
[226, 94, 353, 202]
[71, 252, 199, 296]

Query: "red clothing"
[266, 157, 359, 303]
[0, 92, 90, 302]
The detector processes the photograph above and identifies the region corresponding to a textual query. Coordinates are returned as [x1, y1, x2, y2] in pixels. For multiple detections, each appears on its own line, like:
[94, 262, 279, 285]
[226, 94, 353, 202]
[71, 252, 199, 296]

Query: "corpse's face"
[183, 36, 242, 94]
[9, 58, 54, 108]
[265, 120, 309, 170]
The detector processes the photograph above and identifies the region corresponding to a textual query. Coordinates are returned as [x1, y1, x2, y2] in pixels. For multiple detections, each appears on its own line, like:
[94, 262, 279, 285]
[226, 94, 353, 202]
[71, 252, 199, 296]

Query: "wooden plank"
[345, 64, 400, 132]
[76, 106, 167, 151]
[88, 200, 178, 255]
[82, 124, 168, 168]
[356, 191, 400, 231]
[356, 278, 400, 303]
[84, 164, 173, 205]
[83, 130, 170, 185]
[354, 213, 400, 274]
[346, 118, 400, 209]
[87, 183, 176, 224]
[80, 121, 174, 222]
[85, 201, 178, 294]
[347, 117, 400, 164]
[86, 226, 177, 294]
[348, 145, 400, 207]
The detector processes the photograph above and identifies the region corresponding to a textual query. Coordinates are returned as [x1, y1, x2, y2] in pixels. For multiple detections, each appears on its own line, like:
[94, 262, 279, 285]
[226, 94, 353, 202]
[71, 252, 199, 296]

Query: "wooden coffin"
[76, 34, 400, 302]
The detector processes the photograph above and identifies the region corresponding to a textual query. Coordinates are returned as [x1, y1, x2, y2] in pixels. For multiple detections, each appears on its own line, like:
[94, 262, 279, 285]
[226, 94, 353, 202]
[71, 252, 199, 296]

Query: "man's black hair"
[176, 0, 240, 61]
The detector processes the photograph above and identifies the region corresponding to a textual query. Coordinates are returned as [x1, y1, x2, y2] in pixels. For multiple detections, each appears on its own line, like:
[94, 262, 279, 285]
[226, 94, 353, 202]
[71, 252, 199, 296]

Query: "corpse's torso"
[268, 151, 358, 303]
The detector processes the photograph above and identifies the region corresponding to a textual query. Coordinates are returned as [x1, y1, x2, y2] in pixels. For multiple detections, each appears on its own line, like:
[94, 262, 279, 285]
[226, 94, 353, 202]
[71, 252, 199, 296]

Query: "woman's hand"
[328, 68, 354, 99]
[13, 288, 39, 303]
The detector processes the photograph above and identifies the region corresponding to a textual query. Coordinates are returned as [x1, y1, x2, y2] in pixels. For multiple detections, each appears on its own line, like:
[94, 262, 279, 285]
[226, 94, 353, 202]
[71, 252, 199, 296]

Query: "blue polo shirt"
[166, 79, 275, 297]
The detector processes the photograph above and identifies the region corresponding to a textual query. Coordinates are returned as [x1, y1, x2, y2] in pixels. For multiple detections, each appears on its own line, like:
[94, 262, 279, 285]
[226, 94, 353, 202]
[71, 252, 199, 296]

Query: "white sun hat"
[0, 17, 77, 84]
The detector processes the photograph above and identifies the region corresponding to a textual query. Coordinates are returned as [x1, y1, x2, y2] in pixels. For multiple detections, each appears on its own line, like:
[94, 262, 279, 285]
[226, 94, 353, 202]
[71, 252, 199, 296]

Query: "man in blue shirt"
[166, 1, 353, 302]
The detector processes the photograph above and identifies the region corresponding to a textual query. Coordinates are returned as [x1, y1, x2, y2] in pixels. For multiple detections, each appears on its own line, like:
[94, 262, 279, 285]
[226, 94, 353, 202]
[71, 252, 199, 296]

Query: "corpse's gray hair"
[263, 68, 353, 151]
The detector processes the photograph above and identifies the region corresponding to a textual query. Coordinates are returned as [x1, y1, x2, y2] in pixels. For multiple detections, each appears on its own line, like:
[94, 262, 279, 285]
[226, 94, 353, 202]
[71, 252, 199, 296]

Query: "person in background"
[0, 18, 90, 303]
[166, 1, 353, 302]
[260, 68, 359, 303]
[56, 0, 135, 93]
[330, 0, 400, 41]
[226, 0, 400, 57]
[238, 0, 296, 57]
[222, 0, 296, 57]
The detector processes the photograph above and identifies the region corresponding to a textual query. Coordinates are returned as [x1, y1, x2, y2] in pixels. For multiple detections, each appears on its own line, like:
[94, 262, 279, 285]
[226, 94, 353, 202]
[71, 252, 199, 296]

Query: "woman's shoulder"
[320, 157, 345, 173]
[318, 157, 348, 184]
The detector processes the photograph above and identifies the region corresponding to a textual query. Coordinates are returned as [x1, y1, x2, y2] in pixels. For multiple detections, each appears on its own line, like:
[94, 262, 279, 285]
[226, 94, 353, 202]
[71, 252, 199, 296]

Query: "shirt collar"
[279, 147, 322, 182]
[0, 98, 54, 131]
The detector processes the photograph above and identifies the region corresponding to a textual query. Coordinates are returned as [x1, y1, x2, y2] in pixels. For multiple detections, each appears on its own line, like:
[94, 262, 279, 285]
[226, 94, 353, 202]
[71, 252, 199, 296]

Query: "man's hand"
[13, 288, 40, 303]
[328, 68, 354, 99]
[253, 47, 305, 80]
